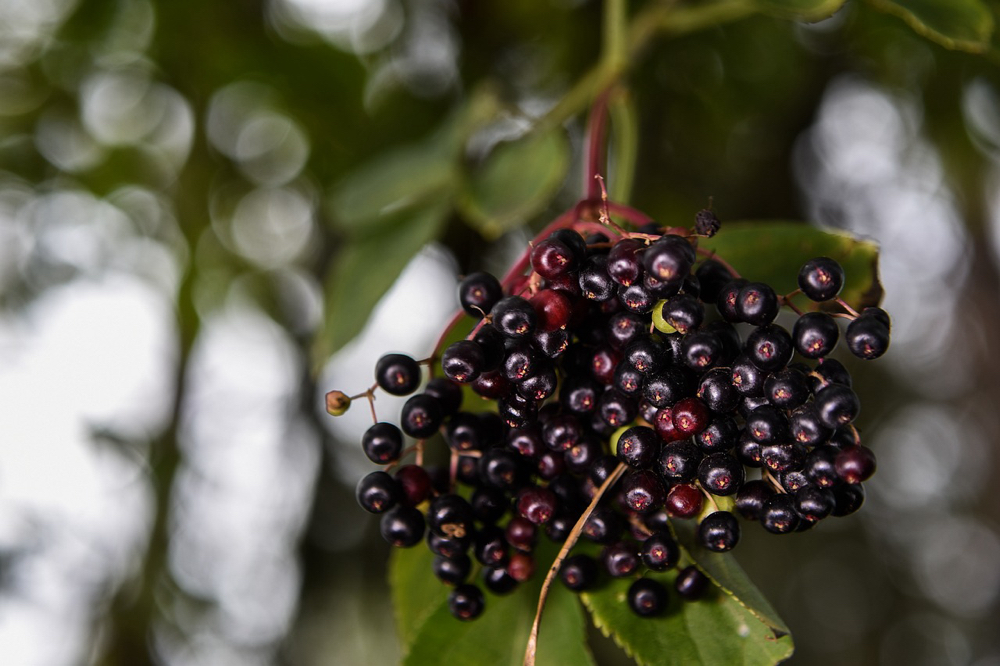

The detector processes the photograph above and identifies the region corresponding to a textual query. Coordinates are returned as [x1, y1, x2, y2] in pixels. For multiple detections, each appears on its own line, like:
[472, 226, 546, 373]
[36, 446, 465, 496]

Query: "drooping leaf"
[393, 539, 595, 666]
[318, 203, 449, 358]
[754, 0, 847, 22]
[581, 569, 793, 666]
[699, 221, 882, 310]
[580, 518, 792, 666]
[458, 129, 571, 240]
[866, 0, 993, 52]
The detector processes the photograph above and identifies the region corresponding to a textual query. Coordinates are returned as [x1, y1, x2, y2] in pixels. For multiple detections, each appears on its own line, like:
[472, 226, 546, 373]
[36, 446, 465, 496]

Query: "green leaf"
[394, 540, 595, 666]
[329, 136, 456, 235]
[318, 203, 449, 358]
[390, 543, 451, 652]
[754, 0, 847, 22]
[581, 520, 793, 666]
[699, 221, 883, 310]
[866, 0, 994, 52]
[458, 129, 571, 240]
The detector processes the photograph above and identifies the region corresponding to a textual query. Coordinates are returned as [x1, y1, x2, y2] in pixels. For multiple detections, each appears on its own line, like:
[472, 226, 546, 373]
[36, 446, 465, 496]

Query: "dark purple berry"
[640, 532, 680, 571]
[658, 441, 703, 483]
[764, 367, 810, 410]
[761, 495, 800, 534]
[356, 471, 400, 513]
[745, 324, 793, 373]
[798, 257, 845, 301]
[395, 465, 432, 506]
[846, 315, 890, 360]
[603, 541, 640, 577]
[737, 282, 779, 325]
[666, 483, 704, 519]
[835, 445, 877, 484]
[643, 235, 694, 282]
[617, 425, 659, 469]
[400, 393, 443, 438]
[362, 422, 404, 464]
[661, 293, 704, 334]
[517, 486, 558, 525]
[698, 511, 740, 552]
[434, 554, 471, 585]
[794, 486, 835, 523]
[735, 480, 774, 520]
[697, 368, 739, 414]
[607, 238, 645, 286]
[622, 470, 666, 513]
[628, 578, 668, 617]
[675, 565, 709, 600]
[449, 584, 485, 620]
[424, 377, 463, 415]
[428, 494, 476, 539]
[531, 238, 577, 279]
[793, 312, 840, 359]
[580, 255, 615, 301]
[832, 483, 866, 516]
[491, 296, 537, 338]
[696, 415, 739, 453]
[380, 506, 425, 547]
[375, 353, 422, 396]
[698, 452, 745, 496]
[560, 554, 599, 591]
[459, 272, 503, 317]
[814, 384, 860, 429]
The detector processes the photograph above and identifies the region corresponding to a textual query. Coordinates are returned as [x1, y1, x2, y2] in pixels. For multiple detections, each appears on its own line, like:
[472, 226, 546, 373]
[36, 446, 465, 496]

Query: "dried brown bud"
[325, 390, 351, 416]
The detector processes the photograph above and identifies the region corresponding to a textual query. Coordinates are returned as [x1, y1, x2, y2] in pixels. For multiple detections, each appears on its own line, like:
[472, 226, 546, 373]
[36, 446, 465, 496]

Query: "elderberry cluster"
[341, 215, 888, 622]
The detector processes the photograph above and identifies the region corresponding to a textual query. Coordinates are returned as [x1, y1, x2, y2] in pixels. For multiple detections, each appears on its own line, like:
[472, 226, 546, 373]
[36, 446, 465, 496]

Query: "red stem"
[585, 89, 612, 199]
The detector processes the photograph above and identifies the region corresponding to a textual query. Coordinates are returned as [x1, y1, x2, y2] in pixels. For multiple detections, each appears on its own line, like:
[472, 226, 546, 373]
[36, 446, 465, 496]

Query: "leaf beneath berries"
[318, 203, 449, 358]
[699, 222, 882, 310]
[458, 129, 571, 240]
[393, 540, 596, 666]
[754, 0, 846, 22]
[866, 0, 993, 52]
[580, 525, 793, 666]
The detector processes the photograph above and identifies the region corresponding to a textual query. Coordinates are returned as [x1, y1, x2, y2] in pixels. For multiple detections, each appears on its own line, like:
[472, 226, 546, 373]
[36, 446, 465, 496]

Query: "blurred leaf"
[329, 136, 457, 235]
[700, 222, 883, 309]
[396, 540, 595, 666]
[866, 0, 994, 52]
[458, 129, 571, 240]
[318, 204, 449, 359]
[580, 518, 792, 666]
[754, 0, 848, 21]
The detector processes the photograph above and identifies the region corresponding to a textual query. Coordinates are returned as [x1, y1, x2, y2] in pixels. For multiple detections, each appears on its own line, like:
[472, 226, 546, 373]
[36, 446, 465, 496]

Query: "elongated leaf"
[318, 203, 449, 358]
[394, 539, 596, 666]
[699, 221, 882, 310]
[755, 0, 847, 22]
[329, 138, 456, 235]
[458, 129, 571, 240]
[866, 0, 993, 52]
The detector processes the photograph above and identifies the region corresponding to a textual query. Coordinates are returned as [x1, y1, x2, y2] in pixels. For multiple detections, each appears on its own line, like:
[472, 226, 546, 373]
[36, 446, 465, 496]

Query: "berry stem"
[696, 480, 721, 513]
[762, 468, 787, 494]
[779, 296, 806, 317]
[695, 247, 741, 279]
[524, 461, 627, 666]
[594, 175, 631, 236]
[835, 297, 860, 318]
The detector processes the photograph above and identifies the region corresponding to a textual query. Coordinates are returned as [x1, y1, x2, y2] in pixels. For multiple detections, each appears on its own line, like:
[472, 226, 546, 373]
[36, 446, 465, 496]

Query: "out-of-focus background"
[1, 0, 1000, 664]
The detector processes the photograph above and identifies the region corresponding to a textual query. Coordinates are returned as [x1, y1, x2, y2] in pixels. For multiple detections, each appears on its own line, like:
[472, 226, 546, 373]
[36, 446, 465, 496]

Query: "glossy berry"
[644, 367, 693, 409]
[442, 340, 485, 383]
[696, 415, 740, 453]
[375, 353, 422, 396]
[617, 425, 660, 469]
[474, 525, 509, 567]
[543, 415, 584, 452]
[793, 312, 839, 359]
[579, 255, 615, 301]
[658, 441, 703, 483]
[643, 235, 694, 282]
[625, 336, 668, 375]
[517, 486, 558, 525]
[531, 237, 576, 279]
[560, 554, 599, 591]
[434, 554, 471, 585]
[531, 289, 573, 331]
[380, 506, 425, 547]
[764, 368, 809, 410]
[561, 376, 601, 414]
[661, 293, 704, 334]
[697, 260, 732, 303]
[698, 511, 740, 552]
[613, 362, 645, 397]
[846, 315, 890, 360]
[427, 532, 469, 559]
[607, 238, 645, 286]
[482, 566, 518, 594]
[789, 404, 832, 447]
[628, 578, 668, 617]
[737, 282, 779, 325]
[603, 541, 640, 578]
[665, 482, 704, 519]
[622, 470, 666, 513]
[761, 495, 801, 534]
[400, 393, 444, 438]
[745, 324, 793, 373]
[516, 363, 559, 402]
[356, 471, 400, 513]
[428, 494, 476, 539]
[716, 279, 749, 323]
[361, 422, 404, 464]
[619, 283, 656, 314]
[583, 506, 624, 544]
[731, 355, 766, 396]
[607, 312, 647, 350]
[459, 272, 503, 317]
[735, 480, 773, 521]
[761, 443, 805, 474]
[698, 452, 745, 496]
[832, 483, 866, 516]
[814, 384, 860, 429]
[449, 584, 485, 620]
[681, 330, 724, 371]
[835, 445, 877, 484]
[804, 446, 841, 488]
[798, 257, 845, 301]
[479, 448, 528, 490]
[794, 486, 835, 522]
[675, 565, 710, 600]
[598, 390, 638, 428]
[672, 397, 710, 436]
[491, 296, 537, 338]
[640, 532, 680, 571]
[746, 405, 790, 444]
